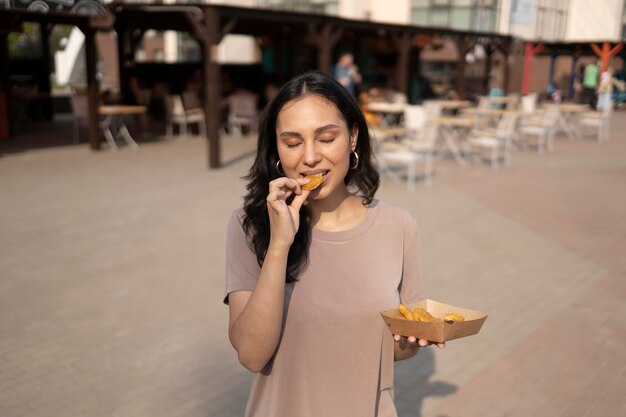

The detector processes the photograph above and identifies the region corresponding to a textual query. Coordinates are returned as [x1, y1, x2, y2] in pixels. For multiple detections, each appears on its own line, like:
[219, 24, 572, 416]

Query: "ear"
[350, 124, 359, 151]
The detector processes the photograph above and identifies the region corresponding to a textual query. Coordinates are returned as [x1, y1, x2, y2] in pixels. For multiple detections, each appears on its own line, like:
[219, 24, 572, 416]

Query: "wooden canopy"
[1, 3, 515, 168]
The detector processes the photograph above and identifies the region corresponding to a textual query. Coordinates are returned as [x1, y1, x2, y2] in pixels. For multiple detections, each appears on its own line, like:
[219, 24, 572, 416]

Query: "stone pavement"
[1, 113, 625, 417]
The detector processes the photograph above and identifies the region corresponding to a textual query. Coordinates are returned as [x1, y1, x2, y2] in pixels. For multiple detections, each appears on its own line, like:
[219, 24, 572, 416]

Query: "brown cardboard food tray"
[380, 299, 488, 343]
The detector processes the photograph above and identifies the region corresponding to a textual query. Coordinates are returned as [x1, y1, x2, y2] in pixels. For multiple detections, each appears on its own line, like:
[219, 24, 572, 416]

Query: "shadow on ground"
[395, 348, 457, 417]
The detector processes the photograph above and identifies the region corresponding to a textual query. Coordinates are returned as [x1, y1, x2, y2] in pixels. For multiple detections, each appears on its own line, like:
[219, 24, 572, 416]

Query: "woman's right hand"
[266, 177, 310, 249]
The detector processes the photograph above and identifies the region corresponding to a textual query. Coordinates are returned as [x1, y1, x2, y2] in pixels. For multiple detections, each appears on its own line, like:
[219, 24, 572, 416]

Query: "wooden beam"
[89, 12, 115, 31]
[185, 11, 206, 43]
[0, 12, 21, 34]
[218, 18, 238, 44]
[203, 7, 221, 169]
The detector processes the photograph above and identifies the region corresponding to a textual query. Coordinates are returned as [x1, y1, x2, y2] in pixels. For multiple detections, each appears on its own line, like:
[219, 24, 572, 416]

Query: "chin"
[307, 189, 325, 200]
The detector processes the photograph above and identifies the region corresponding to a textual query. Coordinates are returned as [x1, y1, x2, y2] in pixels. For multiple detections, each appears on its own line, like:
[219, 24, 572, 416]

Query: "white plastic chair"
[521, 93, 538, 114]
[165, 94, 206, 139]
[422, 100, 442, 118]
[467, 113, 518, 169]
[376, 105, 437, 189]
[506, 93, 520, 110]
[518, 105, 560, 153]
[403, 104, 426, 135]
[578, 101, 613, 141]
[519, 93, 541, 126]
[227, 93, 258, 137]
[181, 91, 202, 112]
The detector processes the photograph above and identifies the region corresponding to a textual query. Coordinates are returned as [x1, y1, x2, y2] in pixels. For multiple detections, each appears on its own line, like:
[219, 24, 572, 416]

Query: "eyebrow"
[278, 124, 341, 139]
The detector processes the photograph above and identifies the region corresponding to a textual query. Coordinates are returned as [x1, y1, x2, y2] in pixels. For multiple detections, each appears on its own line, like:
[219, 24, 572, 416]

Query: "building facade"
[221, 0, 626, 95]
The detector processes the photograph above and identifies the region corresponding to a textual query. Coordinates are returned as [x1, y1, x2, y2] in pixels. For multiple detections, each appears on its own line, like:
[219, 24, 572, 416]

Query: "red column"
[521, 42, 544, 95]
[591, 42, 624, 72]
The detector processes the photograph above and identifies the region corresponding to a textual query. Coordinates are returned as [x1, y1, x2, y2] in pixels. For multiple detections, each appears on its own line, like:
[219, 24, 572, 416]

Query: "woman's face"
[276, 95, 357, 201]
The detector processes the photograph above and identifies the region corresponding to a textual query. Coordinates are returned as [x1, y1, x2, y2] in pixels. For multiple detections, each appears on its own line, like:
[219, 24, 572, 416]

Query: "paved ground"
[1, 112, 625, 417]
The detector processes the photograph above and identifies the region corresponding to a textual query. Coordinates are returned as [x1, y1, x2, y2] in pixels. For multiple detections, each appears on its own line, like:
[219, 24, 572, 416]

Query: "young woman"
[224, 70, 443, 417]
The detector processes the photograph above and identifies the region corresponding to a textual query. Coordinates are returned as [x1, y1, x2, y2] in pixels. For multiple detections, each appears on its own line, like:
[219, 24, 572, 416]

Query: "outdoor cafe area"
[363, 91, 613, 189]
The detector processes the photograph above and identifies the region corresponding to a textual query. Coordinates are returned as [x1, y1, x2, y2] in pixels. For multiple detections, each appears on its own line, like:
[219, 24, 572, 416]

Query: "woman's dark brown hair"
[242, 70, 379, 281]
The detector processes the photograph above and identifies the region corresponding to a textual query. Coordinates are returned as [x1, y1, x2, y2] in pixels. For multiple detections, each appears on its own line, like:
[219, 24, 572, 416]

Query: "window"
[410, 0, 500, 32]
[431, 8, 450, 26]
[256, 0, 338, 14]
[450, 7, 472, 30]
[535, 0, 568, 41]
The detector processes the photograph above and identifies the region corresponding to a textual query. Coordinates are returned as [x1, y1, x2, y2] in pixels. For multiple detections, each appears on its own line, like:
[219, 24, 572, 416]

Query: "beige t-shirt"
[224, 200, 423, 417]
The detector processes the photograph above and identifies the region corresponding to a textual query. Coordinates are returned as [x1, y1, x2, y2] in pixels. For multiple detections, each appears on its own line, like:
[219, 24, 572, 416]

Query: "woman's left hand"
[394, 334, 446, 349]
[393, 334, 445, 360]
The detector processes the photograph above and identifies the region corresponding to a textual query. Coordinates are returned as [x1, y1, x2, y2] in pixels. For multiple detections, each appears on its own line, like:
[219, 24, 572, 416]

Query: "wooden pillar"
[501, 41, 511, 95]
[0, 32, 10, 140]
[84, 28, 101, 150]
[117, 25, 144, 105]
[408, 46, 423, 103]
[40, 23, 53, 120]
[203, 7, 221, 169]
[308, 23, 341, 74]
[392, 33, 411, 99]
[484, 46, 493, 93]
[276, 38, 286, 81]
[318, 25, 333, 74]
[455, 38, 470, 99]
[116, 27, 129, 105]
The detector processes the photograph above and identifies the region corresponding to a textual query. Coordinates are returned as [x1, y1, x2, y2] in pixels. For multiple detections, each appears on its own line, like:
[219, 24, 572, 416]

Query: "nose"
[303, 141, 322, 166]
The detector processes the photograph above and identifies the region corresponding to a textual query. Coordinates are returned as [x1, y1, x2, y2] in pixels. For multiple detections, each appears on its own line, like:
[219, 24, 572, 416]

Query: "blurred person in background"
[332, 52, 362, 97]
[597, 66, 625, 111]
[582, 60, 600, 109]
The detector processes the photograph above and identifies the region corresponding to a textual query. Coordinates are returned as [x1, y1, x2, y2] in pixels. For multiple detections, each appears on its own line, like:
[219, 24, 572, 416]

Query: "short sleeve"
[399, 214, 424, 305]
[224, 209, 261, 304]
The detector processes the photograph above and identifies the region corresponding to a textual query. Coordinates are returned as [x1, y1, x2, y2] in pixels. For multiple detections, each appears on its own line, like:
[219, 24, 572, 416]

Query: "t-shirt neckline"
[312, 199, 380, 242]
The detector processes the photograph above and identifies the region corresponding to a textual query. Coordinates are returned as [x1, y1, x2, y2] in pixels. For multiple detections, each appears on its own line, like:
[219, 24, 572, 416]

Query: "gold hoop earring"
[350, 151, 359, 170]
[275, 160, 285, 176]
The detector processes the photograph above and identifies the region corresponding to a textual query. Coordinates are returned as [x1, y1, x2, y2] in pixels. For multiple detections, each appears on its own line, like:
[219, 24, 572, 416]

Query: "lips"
[301, 170, 329, 177]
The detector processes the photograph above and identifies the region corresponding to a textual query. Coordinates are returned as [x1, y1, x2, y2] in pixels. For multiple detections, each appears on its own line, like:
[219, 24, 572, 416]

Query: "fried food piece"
[398, 304, 415, 320]
[301, 174, 324, 191]
[444, 313, 465, 322]
[412, 307, 441, 322]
